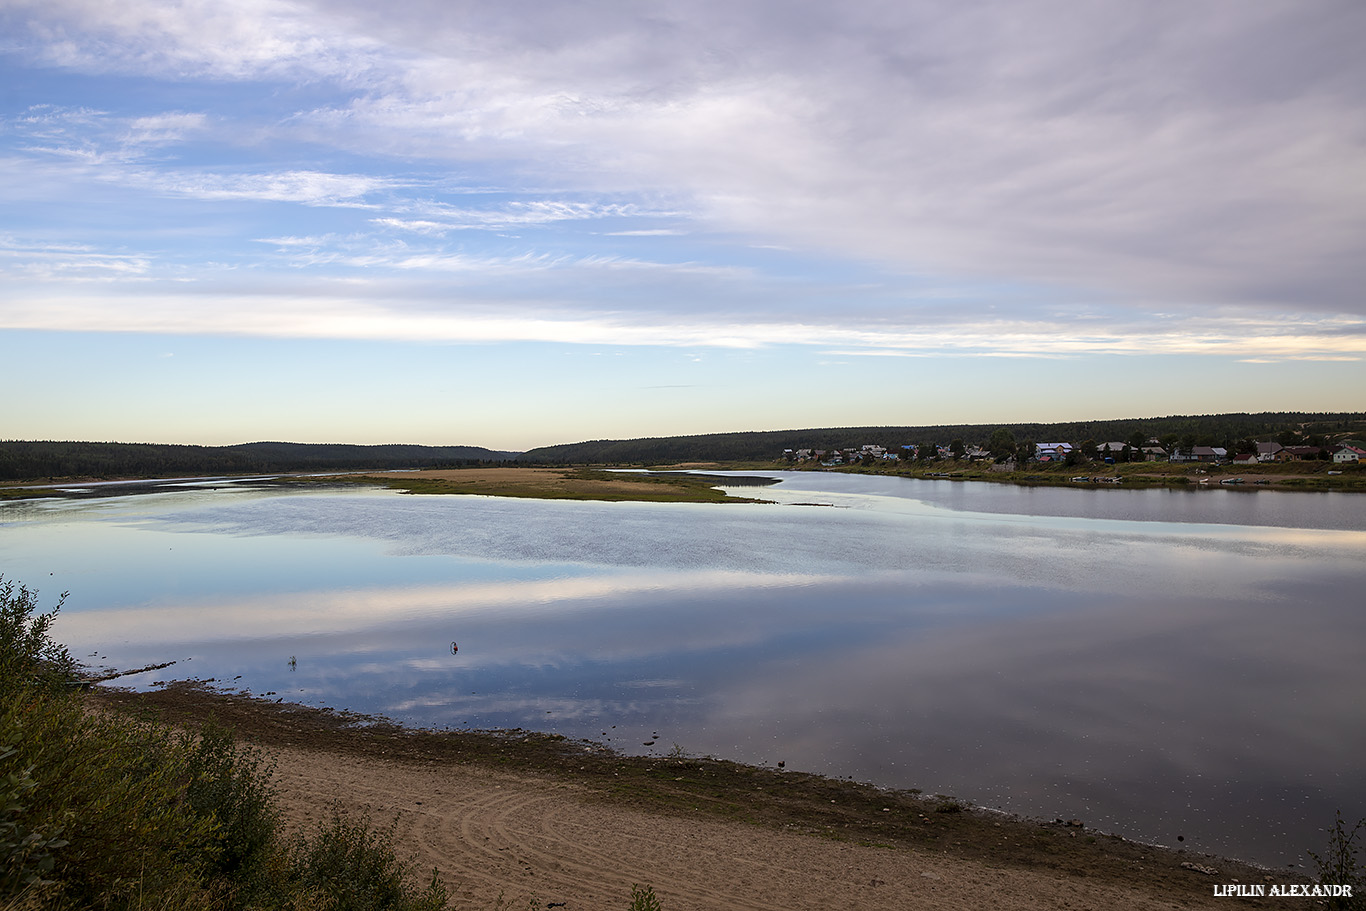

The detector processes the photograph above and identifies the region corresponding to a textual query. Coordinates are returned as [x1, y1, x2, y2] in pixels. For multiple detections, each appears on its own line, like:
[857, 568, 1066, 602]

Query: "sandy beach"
[268, 742, 1297, 911]
[93, 685, 1311, 911]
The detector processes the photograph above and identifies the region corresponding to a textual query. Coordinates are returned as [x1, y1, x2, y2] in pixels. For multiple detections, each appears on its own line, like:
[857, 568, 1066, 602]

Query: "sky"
[1, 0, 1363, 451]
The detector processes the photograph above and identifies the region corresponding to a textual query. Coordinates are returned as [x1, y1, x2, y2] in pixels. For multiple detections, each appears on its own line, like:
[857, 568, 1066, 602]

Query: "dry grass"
[339, 468, 774, 503]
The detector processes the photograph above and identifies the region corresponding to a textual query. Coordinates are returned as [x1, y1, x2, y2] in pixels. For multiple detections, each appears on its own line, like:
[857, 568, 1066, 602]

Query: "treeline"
[0, 441, 517, 482]
[519, 412, 1366, 464]
[7, 412, 1364, 479]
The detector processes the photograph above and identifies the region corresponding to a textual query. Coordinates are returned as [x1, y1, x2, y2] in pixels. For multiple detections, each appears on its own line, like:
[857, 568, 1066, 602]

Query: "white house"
[1255, 441, 1284, 463]
[1333, 445, 1365, 464]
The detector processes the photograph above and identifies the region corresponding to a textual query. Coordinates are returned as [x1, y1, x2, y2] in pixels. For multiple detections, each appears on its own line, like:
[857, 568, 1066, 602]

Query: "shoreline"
[748, 459, 1366, 493]
[89, 681, 1317, 910]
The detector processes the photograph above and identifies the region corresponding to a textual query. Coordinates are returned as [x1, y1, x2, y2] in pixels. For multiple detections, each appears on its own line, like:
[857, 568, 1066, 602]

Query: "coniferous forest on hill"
[2, 412, 1364, 480]
[0, 441, 516, 482]
[517, 412, 1366, 464]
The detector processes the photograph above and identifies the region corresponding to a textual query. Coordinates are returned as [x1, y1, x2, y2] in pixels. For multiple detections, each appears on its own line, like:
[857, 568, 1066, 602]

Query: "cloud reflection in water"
[5, 478, 1363, 868]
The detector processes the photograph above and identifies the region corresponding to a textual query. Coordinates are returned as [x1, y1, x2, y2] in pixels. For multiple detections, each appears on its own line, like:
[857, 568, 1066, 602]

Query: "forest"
[0, 441, 515, 482]
[4, 412, 1364, 480]
[517, 412, 1366, 464]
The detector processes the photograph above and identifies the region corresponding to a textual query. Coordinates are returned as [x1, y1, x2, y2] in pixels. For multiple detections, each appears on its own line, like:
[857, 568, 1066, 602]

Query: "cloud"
[0, 238, 150, 280]
[604, 229, 685, 236]
[120, 112, 208, 146]
[378, 200, 682, 231]
[136, 168, 393, 205]
[3, 0, 1364, 343]
[3, 275, 1363, 361]
[8, 106, 207, 163]
[370, 217, 454, 236]
[4, 0, 394, 83]
[253, 0, 1364, 316]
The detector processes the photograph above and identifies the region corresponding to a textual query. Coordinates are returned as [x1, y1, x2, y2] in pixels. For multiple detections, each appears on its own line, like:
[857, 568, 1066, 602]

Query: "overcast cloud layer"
[0, 0, 1362, 444]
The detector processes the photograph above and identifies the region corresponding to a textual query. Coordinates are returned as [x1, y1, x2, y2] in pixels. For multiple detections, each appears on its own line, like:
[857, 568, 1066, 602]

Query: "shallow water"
[2, 473, 1362, 868]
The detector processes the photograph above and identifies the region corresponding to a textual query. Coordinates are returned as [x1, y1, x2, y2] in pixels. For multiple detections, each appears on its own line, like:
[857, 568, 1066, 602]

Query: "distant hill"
[518, 412, 1366, 464]
[6, 411, 1363, 479]
[0, 441, 517, 482]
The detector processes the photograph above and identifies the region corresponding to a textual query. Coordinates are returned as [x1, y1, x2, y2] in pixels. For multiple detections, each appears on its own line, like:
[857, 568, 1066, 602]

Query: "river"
[1, 471, 1362, 868]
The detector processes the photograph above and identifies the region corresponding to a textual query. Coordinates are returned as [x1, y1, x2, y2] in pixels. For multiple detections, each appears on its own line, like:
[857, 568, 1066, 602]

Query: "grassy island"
[334, 467, 778, 503]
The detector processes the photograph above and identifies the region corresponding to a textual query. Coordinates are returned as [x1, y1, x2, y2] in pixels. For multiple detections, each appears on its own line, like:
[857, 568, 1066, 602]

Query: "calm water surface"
[1, 472, 1362, 868]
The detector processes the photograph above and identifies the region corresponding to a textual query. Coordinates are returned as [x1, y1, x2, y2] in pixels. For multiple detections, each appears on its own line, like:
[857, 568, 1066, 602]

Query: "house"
[1232, 453, 1258, 464]
[1255, 441, 1283, 463]
[1283, 445, 1327, 461]
[1140, 445, 1167, 462]
[1333, 445, 1365, 464]
[1034, 442, 1074, 462]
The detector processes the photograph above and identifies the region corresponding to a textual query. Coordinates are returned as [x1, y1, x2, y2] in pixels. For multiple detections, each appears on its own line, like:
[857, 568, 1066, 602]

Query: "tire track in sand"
[265, 744, 1230, 911]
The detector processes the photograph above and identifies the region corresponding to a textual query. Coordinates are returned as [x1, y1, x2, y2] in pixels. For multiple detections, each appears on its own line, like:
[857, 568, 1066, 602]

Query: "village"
[784, 436, 1366, 470]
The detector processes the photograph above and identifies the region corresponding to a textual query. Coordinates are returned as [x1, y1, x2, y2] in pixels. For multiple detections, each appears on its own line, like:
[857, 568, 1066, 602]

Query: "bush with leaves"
[0, 578, 76, 698]
[0, 730, 68, 897]
[628, 884, 662, 911]
[284, 809, 448, 911]
[180, 720, 281, 904]
[2, 683, 223, 909]
[1310, 811, 1365, 911]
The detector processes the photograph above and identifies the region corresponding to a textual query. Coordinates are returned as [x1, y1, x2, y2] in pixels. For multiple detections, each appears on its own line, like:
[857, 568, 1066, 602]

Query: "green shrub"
[180, 720, 280, 894]
[284, 809, 448, 911]
[0, 578, 76, 698]
[0, 730, 67, 897]
[1, 692, 221, 910]
[628, 884, 662, 911]
[1310, 811, 1364, 911]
